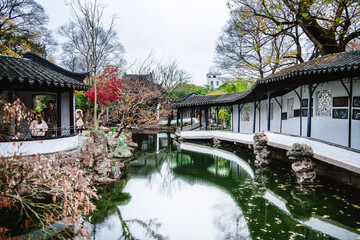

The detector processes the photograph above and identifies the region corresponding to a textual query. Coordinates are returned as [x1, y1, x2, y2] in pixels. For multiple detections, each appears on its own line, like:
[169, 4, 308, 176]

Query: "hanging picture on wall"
[301, 99, 308, 108]
[333, 97, 348, 107]
[353, 109, 360, 120]
[353, 97, 360, 107]
[281, 112, 287, 120]
[333, 109, 348, 119]
[301, 108, 313, 117]
[294, 109, 301, 117]
[301, 99, 313, 107]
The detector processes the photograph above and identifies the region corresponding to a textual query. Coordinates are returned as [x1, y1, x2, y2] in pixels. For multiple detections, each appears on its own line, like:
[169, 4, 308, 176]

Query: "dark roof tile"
[0, 52, 90, 90]
[175, 50, 360, 108]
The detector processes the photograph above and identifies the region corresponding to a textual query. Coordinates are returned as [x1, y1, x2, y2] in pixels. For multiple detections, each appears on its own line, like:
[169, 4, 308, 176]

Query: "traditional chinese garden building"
[174, 50, 360, 185]
[0, 52, 89, 156]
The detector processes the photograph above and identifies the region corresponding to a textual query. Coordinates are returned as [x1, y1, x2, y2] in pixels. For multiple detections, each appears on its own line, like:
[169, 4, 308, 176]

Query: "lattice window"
[287, 97, 294, 118]
[241, 106, 250, 122]
[316, 89, 332, 117]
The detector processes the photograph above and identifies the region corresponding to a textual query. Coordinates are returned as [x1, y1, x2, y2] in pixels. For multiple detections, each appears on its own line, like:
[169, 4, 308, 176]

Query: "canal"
[86, 133, 360, 240]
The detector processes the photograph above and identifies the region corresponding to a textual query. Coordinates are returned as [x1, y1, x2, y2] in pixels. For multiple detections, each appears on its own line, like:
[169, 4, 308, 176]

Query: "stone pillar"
[253, 132, 271, 167]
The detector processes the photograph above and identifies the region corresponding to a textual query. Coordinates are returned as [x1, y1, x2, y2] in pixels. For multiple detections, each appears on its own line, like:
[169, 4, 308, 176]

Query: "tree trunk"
[167, 110, 173, 126]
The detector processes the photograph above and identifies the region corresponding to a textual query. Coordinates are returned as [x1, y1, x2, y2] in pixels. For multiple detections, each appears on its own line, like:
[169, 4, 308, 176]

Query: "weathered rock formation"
[53, 130, 139, 185]
[213, 138, 221, 147]
[287, 143, 316, 184]
[253, 132, 271, 167]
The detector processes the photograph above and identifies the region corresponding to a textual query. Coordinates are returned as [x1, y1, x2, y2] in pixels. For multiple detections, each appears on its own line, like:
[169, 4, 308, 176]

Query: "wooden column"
[267, 92, 271, 131]
[216, 106, 219, 130]
[307, 83, 312, 137]
[258, 102, 261, 131]
[180, 109, 183, 131]
[57, 91, 62, 136]
[69, 90, 74, 134]
[205, 108, 208, 130]
[190, 108, 193, 126]
[230, 106, 233, 131]
[238, 104, 240, 133]
[176, 110, 179, 127]
[253, 102, 256, 133]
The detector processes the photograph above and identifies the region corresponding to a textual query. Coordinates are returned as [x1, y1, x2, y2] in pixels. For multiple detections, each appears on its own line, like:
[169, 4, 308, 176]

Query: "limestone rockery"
[33, 130, 138, 185]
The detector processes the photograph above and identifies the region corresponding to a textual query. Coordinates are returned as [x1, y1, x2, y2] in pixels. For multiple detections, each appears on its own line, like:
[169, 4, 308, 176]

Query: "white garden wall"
[232, 78, 360, 150]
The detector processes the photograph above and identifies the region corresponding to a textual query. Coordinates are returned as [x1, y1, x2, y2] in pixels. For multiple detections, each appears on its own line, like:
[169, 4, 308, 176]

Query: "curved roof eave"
[175, 50, 360, 108]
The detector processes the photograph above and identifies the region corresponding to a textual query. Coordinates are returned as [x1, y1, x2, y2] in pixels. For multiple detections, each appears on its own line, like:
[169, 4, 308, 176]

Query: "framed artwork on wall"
[301, 99, 308, 108]
[353, 97, 360, 107]
[333, 109, 348, 119]
[353, 109, 360, 120]
[281, 112, 287, 120]
[301, 99, 313, 108]
[333, 97, 348, 107]
[301, 108, 313, 117]
[294, 109, 301, 117]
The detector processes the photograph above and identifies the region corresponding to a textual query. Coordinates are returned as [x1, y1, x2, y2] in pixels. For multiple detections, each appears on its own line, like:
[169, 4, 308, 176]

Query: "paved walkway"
[180, 130, 360, 174]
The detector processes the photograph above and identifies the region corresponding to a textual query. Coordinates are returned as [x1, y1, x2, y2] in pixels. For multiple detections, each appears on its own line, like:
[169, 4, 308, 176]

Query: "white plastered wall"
[230, 77, 360, 150]
[232, 102, 255, 134]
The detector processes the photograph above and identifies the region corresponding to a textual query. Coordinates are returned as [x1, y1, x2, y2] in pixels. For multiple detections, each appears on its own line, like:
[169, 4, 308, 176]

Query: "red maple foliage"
[85, 66, 124, 105]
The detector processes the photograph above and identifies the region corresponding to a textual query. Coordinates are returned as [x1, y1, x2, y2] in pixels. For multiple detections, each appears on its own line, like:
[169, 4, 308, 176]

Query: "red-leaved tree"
[85, 66, 124, 124]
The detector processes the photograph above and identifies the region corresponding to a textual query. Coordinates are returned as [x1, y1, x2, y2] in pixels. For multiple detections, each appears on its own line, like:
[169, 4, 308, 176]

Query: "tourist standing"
[42, 100, 57, 137]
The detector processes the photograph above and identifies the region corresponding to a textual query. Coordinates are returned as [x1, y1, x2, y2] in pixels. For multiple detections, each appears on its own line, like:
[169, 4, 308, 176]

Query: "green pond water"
[86, 133, 360, 240]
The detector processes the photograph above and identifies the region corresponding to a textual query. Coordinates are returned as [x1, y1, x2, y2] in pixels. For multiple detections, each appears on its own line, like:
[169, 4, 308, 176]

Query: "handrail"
[0, 126, 81, 142]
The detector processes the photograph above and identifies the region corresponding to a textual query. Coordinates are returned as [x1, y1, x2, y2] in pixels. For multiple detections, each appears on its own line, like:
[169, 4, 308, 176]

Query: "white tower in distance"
[206, 66, 235, 88]
[206, 67, 222, 88]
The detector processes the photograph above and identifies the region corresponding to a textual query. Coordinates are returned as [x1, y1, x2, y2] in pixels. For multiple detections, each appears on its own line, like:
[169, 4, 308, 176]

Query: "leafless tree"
[215, 10, 296, 80]
[155, 60, 192, 125]
[59, 0, 126, 129]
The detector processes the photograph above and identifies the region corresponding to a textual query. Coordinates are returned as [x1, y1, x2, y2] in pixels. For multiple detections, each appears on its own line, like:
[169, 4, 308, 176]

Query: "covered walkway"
[179, 130, 360, 175]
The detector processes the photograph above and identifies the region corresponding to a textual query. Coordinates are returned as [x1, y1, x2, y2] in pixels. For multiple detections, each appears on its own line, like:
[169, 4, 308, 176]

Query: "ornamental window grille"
[241, 106, 250, 121]
[266, 103, 274, 120]
[287, 97, 294, 118]
[316, 89, 332, 117]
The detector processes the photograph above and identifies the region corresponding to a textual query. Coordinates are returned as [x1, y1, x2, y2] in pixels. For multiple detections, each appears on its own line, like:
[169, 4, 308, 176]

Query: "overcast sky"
[37, 0, 230, 85]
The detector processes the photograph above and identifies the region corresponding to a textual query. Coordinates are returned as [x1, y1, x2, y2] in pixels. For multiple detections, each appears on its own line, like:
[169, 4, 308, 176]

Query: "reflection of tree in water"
[89, 181, 168, 240]
[116, 208, 167, 240]
[212, 200, 251, 240]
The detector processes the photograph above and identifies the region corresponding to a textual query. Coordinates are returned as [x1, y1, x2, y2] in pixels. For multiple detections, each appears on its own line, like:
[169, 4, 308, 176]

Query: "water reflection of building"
[179, 142, 360, 240]
[131, 133, 175, 176]
[180, 143, 254, 179]
[133, 133, 172, 152]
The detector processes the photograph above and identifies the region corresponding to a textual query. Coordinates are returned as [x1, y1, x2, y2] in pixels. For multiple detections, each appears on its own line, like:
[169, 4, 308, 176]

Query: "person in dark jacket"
[41, 100, 57, 137]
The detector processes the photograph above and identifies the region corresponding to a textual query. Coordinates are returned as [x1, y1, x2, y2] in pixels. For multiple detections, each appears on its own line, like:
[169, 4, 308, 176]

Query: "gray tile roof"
[175, 50, 360, 108]
[174, 91, 249, 107]
[122, 73, 164, 93]
[259, 50, 360, 84]
[0, 52, 90, 90]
